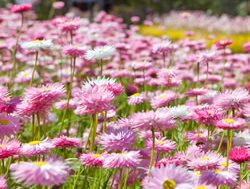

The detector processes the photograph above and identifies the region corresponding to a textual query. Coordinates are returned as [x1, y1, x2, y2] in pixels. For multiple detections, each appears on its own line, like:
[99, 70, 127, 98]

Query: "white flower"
[21, 39, 53, 51]
[83, 77, 116, 89]
[85, 45, 115, 61]
[159, 105, 191, 119]
[233, 130, 250, 147]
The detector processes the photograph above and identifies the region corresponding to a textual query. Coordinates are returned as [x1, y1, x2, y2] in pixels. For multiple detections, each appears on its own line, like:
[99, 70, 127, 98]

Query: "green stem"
[100, 59, 103, 76]
[37, 113, 41, 140]
[103, 111, 107, 133]
[90, 114, 98, 151]
[32, 114, 35, 140]
[30, 51, 39, 86]
[217, 131, 225, 152]
[149, 128, 155, 169]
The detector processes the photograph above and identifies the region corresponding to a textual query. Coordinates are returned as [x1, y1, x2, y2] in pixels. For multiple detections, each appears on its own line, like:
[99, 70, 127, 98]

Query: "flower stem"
[90, 114, 98, 151]
[30, 51, 39, 86]
[149, 128, 155, 169]
[217, 131, 225, 152]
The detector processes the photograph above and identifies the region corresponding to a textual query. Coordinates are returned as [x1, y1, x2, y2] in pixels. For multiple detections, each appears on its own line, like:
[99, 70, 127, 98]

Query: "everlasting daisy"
[0, 176, 7, 189]
[19, 139, 54, 157]
[52, 136, 82, 148]
[11, 3, 32, 13]
[161, 105, 191, 119]
[0, 114, 20, 138]
[63, 45, 86, 57]
[10, 158, 70, 186]
[17, 83, 65, 116]
[200, 169, 237, 187]
[15, 68, 39, 83]
[229, 147, 250, 163]
[103, 151, 141, 168]
[233, 130, 250, 147]
[85, 45, 116, 61]
[215, 118, 246, 130]
[74, 85, 114, 115]
[185, 130, 208, 144]
[150, 91, 177, 109]
[156, 153, 187, 167]
[21, 39, 53, 51]
[214, 88, 250, 111]
[146, 137, 176, 153]
[187, 151, 222, 171]
[99, 127, 136, 152]
[215, 39, 233, 49]
[0, 139, 20, 159]
[60, 17, 81, 33]
[83, 77, 123, 96]
[142, 165, 195, 189]
[128, 92, 147, 105]
[80, 153, 103, 167]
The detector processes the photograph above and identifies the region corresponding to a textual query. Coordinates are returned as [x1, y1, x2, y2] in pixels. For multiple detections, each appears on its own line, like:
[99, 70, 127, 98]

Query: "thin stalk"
[32, 114, 35, 140]
[122, 168, 130, 189]
[100, 59, 103, 76]
[37, 113, 41, 140]
[149, 128, 155, 169]
[103, 111, 107, 133]
[206, 127, 210, 151]
[90, 114, 98, 151]
[30, 51, 39, 86]
[217, 131, 225, 152]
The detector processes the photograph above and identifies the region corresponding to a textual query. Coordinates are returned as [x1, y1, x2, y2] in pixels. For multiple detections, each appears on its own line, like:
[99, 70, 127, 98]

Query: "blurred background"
[1, 0, 250, 53]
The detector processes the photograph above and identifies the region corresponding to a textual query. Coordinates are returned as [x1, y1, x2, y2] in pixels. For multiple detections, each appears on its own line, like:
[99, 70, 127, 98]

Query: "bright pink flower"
[215, 40, 233, 49]
[215, 118, 246, 130]
[63, 45, 86, 57]
[52, 136, 82, 148]
[80, 153, 103, 167]
[229, 147, 250, 163]
[11, 3, 32, 13]
[60, 17, 81, 33]
[53, 1, 65, 9]
[0, 139, 20, 159]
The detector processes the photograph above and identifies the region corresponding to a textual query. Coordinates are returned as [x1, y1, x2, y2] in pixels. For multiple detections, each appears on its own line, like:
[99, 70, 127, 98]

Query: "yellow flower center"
[32, 40, 42, 43]
[221, 162, 228, 167]
[196, 186, 206, 189]
[163, 179, 176, 189]
[156, 139, 166, 145]
[158, 94, 168, 99]
[196, 132, 202, 137]
[0, 119, 9, 125]
[22, 72, 30, 77]
[214, 169, 223, 173]
[34, 161, 47, 166]
[200, 157, 209, 161]
[93, 154, 101, 158]
[132, 93, 140, 97]
[29, 141, 41, 145]
[40, 87, 50, 91]
[195, 171, 201, 177]
[223, 118, 235, 124]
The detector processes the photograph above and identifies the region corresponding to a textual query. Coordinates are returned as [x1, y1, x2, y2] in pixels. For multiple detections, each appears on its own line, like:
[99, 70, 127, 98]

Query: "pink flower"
[215, 39, 233, 49]
[229, 147, 250, 163]
[150, 90, 177, 109]
[215, 118, 246, 130]
[146, 137, 176, 153]
[63, 45, 86, 57]
[11, 3, 32, 13]
[80, 153, 103, 167]
[0, 114, 20, 138]
[52, 136, 82, 148]
[0, 176, 7, 189]
[128, 92, 147, 105]
[53, 1, 65, 9]
[0, 139, 20, 159]
[10, 157, 70, 186]
[60, 17, 81, 33]
[103, 151, 141, 168]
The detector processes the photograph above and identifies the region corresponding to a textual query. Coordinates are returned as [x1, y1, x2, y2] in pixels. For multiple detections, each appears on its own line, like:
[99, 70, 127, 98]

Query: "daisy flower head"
[0, 114, 20, 138]
[146, 137, 176, 153]
[152, 39, 173, 54]
[10, 157, 70, 186]
[130, 110, 176, 131]
[55, 99, 77, 110]
[197, 50, 216, 63]
[53, 1, 65, 9]
[0, 139, 20, 159]
[215, 39, 233, 49]
[185, 88, 207, 97]
[83, 77, 123, 96]
[60, 17, 81, 32]
[63, 45, 86, 57]
[233, 130, 250, 147]
[185, 130, 208, 144]
[11, 3, 32, 13]
[21, 39, 53, 51]
[80, 153, 104, 167]
[229, 147, 250, 163]
[19, 139, 54, 157]
[215, 117, 246, 130]
[187, 151, 222, 171]
[15, 68, 39, 83]
[156, 153, 187, 167]
[74, 85, 114, 115]
[199, 169, 237, 187]
[103, 151, 141, 168]
[17, 83, 65, 116]
[142, 165, 195, 189]
[99, 127, 136, 152]
[85, 45, 116, 61]
[128, 92, 147, 105]
[214, 88, 250, 111]
[150, 91, 177, 109]
[0, 176, 7, 189]
[52, 136, 82, 148]
[162, 105, 192, 119]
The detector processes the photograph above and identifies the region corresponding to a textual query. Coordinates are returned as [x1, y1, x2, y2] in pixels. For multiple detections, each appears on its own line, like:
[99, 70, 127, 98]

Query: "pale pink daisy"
[80, 153, 104, 167]
[150, 91, 177, 109]
[146, 137, 176, 153]
[128, 92, 147, 105]
[215, 118, 246, 130]
[0, 114, 20, 138]
[0, 139, 20, 159]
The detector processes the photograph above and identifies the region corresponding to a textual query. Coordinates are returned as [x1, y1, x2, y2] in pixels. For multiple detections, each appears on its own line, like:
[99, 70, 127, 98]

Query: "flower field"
[0, 3, 249, 189]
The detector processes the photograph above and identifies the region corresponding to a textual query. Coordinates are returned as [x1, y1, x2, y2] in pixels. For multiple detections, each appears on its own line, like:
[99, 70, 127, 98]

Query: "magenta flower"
[63, 45, 86, 57]
[10, 157, 70, 186]
[52, 136, 82, 148]
[80, 153, 104, 167]
[60, 17, 81, 33]
[215, 39, 233, 49]
[142, 165, 195, 189]
[11, 3, 32, 13]
[229, 147, 250, 163]
[0, 139, 20, 159]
